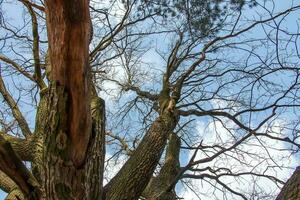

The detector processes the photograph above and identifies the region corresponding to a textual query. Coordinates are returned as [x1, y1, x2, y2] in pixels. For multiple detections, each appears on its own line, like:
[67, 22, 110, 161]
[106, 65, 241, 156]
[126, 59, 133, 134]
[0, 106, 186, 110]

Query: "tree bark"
[0, 132, 34, 161]
[44, 0, 92, 167]
[40, 1, 105, 199]
[276, 166, 300, 200]
[1, 1, 181, 199]
[0, 135, 40, 199]
[85, 95, 106, 200]
[142, 133, 181, 200]
[104, 112, 178, 200]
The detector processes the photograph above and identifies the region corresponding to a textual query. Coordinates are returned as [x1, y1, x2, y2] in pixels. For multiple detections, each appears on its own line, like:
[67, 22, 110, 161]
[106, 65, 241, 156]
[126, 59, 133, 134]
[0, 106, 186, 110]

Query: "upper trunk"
[142, 133, 181, 200]
[40, 1, 105, 199]
[45, 0, 92, 166]
[104, 111, 178, 200]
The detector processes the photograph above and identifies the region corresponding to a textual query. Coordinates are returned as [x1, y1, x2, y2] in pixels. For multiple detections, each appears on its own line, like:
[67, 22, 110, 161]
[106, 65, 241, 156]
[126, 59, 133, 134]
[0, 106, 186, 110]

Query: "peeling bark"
[40, 0, 104, 199]
[45, 0, 92, 166]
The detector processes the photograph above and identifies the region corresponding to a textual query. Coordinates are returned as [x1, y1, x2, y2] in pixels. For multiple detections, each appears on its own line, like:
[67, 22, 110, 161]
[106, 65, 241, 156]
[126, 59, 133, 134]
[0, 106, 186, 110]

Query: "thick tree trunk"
[0, 1, 182, 199]
[40, 1, 105, 199]
[104, 112, 178, 200]
[142, 133, 181, 200]
[45, 0, 92, 167]
[276, 166, 300, 200]
[40, 88, 105, 199]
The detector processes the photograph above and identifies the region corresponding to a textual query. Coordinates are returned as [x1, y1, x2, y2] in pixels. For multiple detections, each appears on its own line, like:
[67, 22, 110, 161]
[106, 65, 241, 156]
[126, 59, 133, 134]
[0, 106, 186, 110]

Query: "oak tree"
[0, 0, 300, 199]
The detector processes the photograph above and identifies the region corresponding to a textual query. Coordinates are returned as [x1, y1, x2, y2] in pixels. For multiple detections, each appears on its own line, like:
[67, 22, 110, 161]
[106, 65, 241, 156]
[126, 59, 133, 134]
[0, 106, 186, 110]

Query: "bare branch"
[0, 75, 32, 138]
[0, 54, 34, 82]
[21, 1, 46, 89]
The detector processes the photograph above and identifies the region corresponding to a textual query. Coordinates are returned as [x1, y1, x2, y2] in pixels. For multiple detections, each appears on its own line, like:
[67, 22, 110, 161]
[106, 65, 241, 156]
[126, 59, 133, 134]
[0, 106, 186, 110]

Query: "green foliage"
[136, 0, 257, 36]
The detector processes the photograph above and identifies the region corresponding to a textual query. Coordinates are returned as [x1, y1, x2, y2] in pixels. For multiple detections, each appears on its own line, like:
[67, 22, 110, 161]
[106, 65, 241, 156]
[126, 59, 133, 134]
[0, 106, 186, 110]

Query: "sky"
[0, 0, 300, 199]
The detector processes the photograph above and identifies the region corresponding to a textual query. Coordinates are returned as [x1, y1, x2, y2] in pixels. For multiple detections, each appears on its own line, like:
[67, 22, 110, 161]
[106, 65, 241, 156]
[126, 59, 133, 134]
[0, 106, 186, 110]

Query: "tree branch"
[123, 85, 158, 101]
[0, 170, 25, 200]
[0, 135, 39, 198]
[142, 133, 181, 199]
[0, 170, 17, 193]
[0, 131, 34, 161]
[84, 94, 106, 199]
[0, 54, 34, 82]
[0, 75, 32, 138]
[89, 0, 134, 61]
[104, 112, 178, 200]
[22, 1, 46, 89]
[17, 0, 45, 12]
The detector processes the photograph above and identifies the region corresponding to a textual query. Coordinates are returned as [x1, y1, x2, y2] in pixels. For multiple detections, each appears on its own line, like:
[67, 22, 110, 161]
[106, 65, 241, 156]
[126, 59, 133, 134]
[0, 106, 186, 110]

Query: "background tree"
[0, 0, 300, 199]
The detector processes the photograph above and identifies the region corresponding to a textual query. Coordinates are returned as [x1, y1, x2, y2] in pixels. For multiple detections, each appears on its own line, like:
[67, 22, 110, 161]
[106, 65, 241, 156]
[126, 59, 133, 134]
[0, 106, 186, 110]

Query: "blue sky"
[1, 0, 300, 199]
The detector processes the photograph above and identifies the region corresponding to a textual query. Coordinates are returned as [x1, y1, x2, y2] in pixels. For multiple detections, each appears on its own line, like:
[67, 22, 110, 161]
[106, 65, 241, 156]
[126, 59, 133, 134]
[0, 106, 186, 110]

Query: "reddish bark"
[45, 0, 92, 166]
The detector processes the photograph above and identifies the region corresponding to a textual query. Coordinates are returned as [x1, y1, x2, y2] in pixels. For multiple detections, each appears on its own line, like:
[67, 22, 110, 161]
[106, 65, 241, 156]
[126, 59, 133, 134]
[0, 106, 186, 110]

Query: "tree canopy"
[0, 0, 300, 199]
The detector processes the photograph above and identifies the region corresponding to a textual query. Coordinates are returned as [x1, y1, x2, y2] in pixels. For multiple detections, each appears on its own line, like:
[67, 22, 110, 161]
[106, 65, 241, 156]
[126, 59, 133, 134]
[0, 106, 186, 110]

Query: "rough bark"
[41, 87, 105, 199]
[42, 84, 85, 199]
[0, 135, 40, 199]
[104, 111, 178, 200]
[85, 95, 106, 200]
[0, 170, 24, 199]
[0, 170, 18, 193]
[31, 89, 49, 195]
[40, 1, 105, 199]
[0, 132, 34, 161]
[276, 166, 300, 200]
[0, 133, 34, 199]
[5, 189, 25, 200]
[45, 0, 92, 166]
[142, 133, 181, 200]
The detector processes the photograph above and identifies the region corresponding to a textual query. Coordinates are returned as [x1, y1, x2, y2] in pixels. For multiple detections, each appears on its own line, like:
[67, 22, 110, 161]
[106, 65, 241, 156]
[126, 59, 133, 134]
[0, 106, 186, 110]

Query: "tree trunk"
[40, 1, 105, 199]
[104, 112, 178, 200]
[142, 133, 181, 200]
[44, 0, 92, 167]
[0, 0, 183, 199]
[276, 166, 300, 200]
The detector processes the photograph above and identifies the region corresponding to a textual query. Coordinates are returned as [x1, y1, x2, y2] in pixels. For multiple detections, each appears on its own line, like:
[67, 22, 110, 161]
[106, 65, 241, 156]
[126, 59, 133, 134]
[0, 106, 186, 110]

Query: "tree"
[0, 0, 300, 199]
[276, 166, 300, 200]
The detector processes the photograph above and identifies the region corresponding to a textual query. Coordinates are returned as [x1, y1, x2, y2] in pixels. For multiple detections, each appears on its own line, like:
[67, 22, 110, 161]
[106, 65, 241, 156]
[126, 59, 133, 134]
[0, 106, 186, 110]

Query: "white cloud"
[103, 152, 127, 185]
[179, 118, 299, 200]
